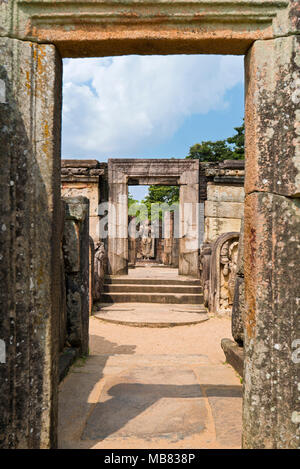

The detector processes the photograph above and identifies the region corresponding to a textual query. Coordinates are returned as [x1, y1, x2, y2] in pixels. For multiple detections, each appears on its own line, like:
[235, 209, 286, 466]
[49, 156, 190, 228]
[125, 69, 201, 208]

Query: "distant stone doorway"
[108, 159, 200, 276]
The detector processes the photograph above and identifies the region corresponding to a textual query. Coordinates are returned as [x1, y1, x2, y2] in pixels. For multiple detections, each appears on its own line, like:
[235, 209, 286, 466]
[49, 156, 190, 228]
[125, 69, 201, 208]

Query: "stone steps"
[104, 284, 202, 294]
[100, 273, 204, 306]
[105, 276, 200, 286]
[100, 292, 204, 304]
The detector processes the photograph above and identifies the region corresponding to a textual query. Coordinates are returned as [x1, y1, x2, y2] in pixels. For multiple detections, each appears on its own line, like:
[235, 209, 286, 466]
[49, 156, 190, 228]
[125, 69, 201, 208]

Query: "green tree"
[227, 122, 245, 160]
[186, 121, 245, 162]
[143, 185, 179, 205]
[186, 140, 233, 162]
[142, 185, 179, 221]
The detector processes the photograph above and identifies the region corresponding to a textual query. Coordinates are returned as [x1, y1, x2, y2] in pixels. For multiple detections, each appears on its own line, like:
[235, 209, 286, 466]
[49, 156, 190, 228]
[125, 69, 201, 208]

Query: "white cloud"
[62, 55, 244, 159]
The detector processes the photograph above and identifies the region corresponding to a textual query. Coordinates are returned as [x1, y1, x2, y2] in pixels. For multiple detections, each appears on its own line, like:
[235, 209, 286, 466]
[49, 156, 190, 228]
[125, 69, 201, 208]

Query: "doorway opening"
[128, 184, 179, 269]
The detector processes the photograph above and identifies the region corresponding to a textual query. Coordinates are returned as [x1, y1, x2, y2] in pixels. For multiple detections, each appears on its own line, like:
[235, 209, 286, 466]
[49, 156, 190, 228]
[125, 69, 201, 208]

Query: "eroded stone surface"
[0, 37, 62, 449]
[63, 197, 90, 356]
[245, 35, 300, 197]
[0, 1, 296, 57]
[243, 192, 300, 448]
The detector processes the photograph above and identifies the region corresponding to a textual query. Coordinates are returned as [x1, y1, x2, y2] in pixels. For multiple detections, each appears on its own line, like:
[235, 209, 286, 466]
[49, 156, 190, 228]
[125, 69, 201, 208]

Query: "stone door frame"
[1, 0, 299, 449]
[107, 158, 200, 276]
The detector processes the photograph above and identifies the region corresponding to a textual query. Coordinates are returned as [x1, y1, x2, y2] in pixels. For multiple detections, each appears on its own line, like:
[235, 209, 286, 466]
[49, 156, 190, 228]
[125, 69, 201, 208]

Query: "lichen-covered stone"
[245, 35, 300, 197]
[243, 192, 300, 448]
[0, 37, 62, 449]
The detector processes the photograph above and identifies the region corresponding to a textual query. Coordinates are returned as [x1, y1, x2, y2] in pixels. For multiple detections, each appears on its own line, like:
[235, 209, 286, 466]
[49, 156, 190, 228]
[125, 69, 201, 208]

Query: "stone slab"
[82, 367, 207, 441]
[221, 339, 244, 378]
[207, 184, 245, 203]
[205, 200, 244, 219]
[205, 385, 242, 448]
[205, 216, 241, 243]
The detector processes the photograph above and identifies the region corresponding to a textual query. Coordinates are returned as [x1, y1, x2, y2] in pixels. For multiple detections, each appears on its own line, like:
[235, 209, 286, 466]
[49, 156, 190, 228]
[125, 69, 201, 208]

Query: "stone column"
[243, 35, 300, 449]
[62, 197, 90, 357]
[108, 162, 128, 274]
[179, 183, 199, 276]
[0, 38, 62, 448]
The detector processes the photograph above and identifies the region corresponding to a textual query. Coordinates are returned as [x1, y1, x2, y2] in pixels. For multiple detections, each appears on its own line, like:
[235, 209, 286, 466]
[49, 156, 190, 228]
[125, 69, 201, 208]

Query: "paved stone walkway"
[58, 315, 242, 449]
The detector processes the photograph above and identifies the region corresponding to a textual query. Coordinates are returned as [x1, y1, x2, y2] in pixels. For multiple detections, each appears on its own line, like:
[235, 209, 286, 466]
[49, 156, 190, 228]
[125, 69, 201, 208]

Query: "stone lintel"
[0, 1, 296, 57]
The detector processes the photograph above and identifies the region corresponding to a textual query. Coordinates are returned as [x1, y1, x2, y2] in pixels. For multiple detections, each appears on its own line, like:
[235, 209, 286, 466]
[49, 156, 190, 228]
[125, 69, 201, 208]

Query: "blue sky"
[62, 55, 244, 200]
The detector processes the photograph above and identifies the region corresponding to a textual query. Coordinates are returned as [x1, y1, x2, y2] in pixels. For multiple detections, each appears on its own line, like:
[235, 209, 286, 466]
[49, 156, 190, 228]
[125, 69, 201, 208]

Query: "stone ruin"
[0, 0, 299, 449]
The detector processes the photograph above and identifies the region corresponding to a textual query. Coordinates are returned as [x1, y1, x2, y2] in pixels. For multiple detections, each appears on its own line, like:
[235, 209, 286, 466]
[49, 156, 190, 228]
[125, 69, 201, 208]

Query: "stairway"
[100, 275, 203, 305]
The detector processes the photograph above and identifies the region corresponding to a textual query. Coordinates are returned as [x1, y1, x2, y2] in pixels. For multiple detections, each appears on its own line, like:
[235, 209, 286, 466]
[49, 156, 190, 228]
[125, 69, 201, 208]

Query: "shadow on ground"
[82, 381, 242, 442]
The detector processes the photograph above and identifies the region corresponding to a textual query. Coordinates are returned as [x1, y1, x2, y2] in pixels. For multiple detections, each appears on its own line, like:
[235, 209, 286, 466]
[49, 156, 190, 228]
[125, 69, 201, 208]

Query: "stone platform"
[94, 303, 208, 328]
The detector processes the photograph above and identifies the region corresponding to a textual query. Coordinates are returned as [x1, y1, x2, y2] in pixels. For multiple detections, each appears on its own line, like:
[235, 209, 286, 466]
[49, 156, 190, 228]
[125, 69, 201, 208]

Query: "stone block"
[221, 339, 244, 378]
[205, 200, 244, 219]
[205, 217, 241, 243]
[207, 184, 245, 203]
[245, 35, 300, 197]
[243, 192, 300, 448]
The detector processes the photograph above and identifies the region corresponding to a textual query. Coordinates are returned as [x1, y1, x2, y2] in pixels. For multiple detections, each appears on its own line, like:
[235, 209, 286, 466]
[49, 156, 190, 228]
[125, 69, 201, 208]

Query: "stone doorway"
[108, 159, 200, 276]
[1, 0, 299, 449]
[128, 184, 179, 269]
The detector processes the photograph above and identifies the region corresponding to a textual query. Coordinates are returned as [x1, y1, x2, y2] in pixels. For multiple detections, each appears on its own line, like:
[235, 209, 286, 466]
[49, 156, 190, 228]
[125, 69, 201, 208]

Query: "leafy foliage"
[187, 122, 244, 162]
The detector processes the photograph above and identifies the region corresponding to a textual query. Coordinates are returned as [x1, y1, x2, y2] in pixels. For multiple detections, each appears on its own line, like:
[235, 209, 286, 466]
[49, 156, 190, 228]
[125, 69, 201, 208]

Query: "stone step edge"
[100, 292, 204, 297]
[94, 314, 209, 328]
[104, 280, 201, 286]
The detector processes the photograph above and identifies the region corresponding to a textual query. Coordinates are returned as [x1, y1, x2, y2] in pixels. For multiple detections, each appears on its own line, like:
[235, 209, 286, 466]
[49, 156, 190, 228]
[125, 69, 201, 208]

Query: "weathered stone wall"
[203, 161, 245, 243]
[62, 197, 90, 357]
[0, 37, 62, 449]
[61, 160, 106, 243]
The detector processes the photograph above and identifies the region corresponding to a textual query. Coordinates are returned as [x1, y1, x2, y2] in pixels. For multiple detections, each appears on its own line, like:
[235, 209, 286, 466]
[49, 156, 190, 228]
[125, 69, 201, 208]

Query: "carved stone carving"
[199, 243, 212, 308]
[209, 232, 240, 316]
[94, 241, 107, 302]
[138, 220, 155, 260]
